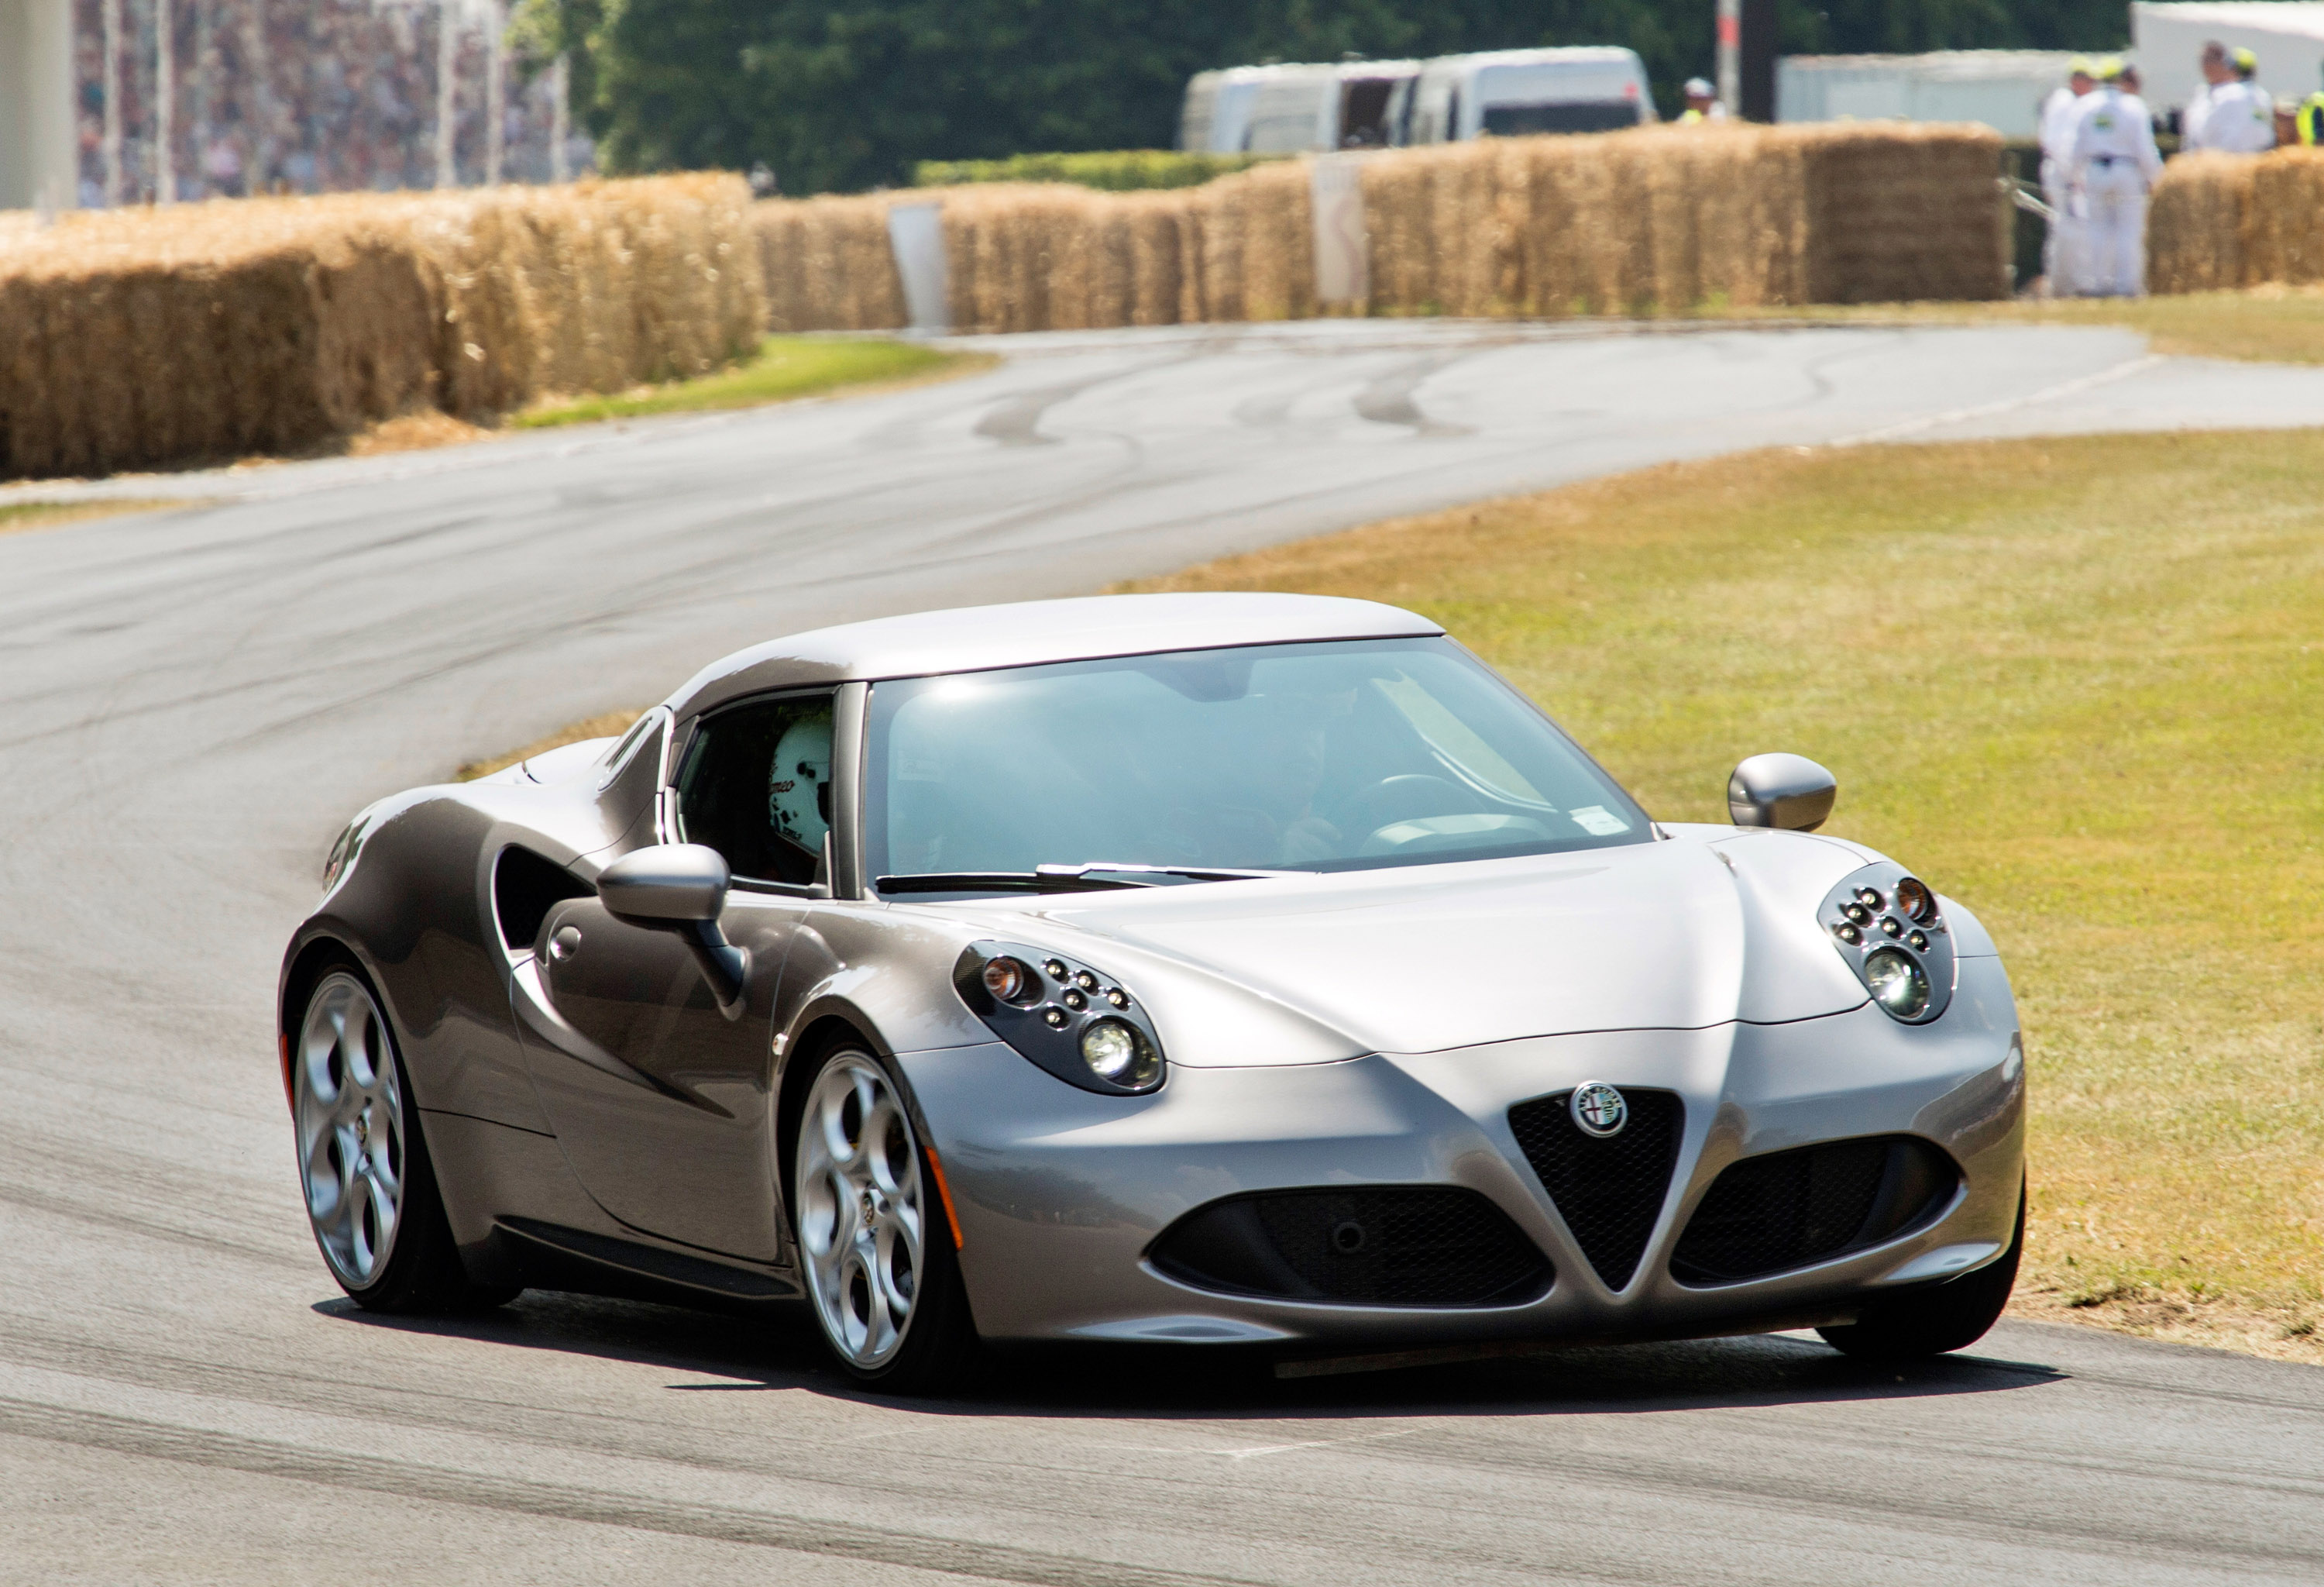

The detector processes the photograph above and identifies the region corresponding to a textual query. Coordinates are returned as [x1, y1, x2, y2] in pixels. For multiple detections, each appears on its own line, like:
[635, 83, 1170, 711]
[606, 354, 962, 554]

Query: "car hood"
[981, 827, 1879, 1062]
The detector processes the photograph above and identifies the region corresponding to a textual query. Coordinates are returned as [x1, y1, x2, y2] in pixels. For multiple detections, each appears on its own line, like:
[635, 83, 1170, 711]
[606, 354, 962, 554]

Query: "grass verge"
[1122, 429, 2324, 1363]
[511, 336, 993, 430]
[0, 498, 185, 535]
[456, 708, 646, 783]
[1738, 285, 2324, 366]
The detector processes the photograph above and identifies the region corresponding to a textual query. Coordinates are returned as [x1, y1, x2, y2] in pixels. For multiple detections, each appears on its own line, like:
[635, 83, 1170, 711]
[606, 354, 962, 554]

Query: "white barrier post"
[887, 201, 950, 333]
[1310, 153, 1370, 308]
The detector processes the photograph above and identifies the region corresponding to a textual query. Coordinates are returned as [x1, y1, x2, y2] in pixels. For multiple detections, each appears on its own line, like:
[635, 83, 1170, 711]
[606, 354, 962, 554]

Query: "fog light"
[1863, 948, 1930, 1019]
[1079, 1018, 1158, 1088]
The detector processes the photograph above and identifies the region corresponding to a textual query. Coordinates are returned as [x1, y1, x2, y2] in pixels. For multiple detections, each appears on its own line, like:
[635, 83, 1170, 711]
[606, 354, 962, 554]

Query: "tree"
[533, 0, 2130, 193]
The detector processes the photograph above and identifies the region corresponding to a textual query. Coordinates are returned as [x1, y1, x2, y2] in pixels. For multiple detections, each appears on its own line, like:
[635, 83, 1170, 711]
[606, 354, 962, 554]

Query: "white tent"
[0, 0, 75, 211]
[2131, 2, 2324, 115]
[1777, 50, 2082, 138]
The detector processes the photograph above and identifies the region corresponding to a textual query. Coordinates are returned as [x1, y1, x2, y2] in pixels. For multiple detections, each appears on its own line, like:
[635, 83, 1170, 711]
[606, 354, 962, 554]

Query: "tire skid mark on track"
[0, 1392, 1274, 1587]
[1379, 1412, 2324, 1574]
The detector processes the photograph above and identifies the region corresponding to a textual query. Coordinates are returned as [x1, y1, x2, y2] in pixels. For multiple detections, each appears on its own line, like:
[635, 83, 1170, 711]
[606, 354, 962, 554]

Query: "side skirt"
[493, 1217, 803, 1310]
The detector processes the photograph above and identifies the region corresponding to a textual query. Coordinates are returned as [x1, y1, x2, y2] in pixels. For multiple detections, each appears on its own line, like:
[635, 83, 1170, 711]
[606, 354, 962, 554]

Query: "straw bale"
[0, 175, 764, 478]
[2147, 153, 2257, 293]
[2243, 148, 2324, 284]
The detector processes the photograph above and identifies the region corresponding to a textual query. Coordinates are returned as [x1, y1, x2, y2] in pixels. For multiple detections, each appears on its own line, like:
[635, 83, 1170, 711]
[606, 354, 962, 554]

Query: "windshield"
[864, 638, 1650, 889]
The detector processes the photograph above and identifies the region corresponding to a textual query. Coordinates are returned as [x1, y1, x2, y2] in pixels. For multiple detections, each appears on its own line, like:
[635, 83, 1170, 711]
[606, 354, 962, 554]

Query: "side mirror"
[1727, 753, 1837, 832]
[596, 845, 750, 1017]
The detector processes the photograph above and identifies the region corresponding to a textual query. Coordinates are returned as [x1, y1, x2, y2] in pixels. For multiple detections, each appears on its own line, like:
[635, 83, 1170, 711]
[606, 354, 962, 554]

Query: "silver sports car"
[280, 593, 2025, 1391]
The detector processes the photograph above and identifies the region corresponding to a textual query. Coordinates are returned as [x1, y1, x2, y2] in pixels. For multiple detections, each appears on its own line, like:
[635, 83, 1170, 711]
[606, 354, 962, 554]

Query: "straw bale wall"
[750, 122, 2008, 336]
[0, 174, 760, 478]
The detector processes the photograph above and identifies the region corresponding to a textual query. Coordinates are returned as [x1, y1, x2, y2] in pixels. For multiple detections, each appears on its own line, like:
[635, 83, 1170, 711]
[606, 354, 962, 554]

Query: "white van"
[1397, 47, 1658, 143]
[1180, 60, 1423, 153]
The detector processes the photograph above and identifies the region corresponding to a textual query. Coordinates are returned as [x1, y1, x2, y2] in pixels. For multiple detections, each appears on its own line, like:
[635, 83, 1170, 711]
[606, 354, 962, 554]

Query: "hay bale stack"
[2148, 153, 2258, 291]
[0, 175, 764, 478]
[1795, 123, 2008, 304]
[2242, 148, 2324, 284]
[755, 193, 904, 332]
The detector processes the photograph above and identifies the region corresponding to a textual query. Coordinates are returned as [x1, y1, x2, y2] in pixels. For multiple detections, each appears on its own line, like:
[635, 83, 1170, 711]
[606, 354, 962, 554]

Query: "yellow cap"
[2233, 46, 2257, 71]
[2069, 56, 2095, 77]
[2096, 57, 2126, 81]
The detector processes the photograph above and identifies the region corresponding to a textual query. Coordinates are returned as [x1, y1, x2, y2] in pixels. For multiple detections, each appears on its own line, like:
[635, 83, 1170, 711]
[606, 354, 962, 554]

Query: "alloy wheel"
[796, 1052, 927, 1370]
[296, 972, 407, 1290]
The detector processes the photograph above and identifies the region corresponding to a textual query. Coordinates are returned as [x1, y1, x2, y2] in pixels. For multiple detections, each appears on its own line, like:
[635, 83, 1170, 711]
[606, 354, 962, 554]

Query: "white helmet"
[768, 710, 834, 854]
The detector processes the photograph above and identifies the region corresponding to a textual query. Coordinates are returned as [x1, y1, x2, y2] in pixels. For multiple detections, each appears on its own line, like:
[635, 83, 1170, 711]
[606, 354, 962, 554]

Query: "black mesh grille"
[1671, 1135, 1960, 1286]
[1148, 1187, 1552, 1308]
[1506, 1089, 1683, 1293]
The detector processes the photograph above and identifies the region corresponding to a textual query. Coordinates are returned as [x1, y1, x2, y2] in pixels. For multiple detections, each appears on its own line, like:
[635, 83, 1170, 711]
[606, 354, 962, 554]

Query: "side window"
[674, 694, 836, 887]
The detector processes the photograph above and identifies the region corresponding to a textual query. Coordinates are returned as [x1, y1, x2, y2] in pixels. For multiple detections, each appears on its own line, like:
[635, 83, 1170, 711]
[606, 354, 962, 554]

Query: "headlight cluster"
[954, 941, 1165, 1095]
[1820, 865, 1955, 1024]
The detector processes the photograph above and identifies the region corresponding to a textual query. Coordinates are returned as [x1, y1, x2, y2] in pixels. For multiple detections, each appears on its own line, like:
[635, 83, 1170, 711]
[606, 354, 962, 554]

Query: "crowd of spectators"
[71, 0, 594, 206]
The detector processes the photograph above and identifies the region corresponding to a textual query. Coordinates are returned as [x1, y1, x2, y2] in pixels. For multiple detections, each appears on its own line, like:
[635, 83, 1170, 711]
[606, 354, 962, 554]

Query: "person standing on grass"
[1678, 78, 1728, 123]
[2181, 40, 2233, 150]
[2298, 60, 2324, 143]
[2039, 59, 2097, 296]
[2071, 60, 2164, 297]
[2192, 49, 2275, 152]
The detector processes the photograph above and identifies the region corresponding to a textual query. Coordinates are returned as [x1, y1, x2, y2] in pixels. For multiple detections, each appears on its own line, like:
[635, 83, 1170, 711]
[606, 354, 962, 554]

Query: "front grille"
[1670, 1134, 1960, 1286]
[1148, 1186, 1552, 1308]
[1507, 1089, 1684, 1292]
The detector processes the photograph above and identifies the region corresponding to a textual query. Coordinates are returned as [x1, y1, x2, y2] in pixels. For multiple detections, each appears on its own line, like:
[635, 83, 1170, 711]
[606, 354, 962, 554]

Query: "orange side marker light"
[924, 1147, 965, 1251]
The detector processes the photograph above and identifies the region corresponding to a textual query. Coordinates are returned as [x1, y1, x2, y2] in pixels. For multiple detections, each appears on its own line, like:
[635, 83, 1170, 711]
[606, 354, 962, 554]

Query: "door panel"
[511, 894, 809, 1262]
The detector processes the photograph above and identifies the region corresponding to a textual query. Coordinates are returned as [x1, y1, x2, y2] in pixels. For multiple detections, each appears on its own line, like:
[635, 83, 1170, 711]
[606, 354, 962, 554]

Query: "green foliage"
[558, 0, 2135, 194]
[912, 150, 1289, 191]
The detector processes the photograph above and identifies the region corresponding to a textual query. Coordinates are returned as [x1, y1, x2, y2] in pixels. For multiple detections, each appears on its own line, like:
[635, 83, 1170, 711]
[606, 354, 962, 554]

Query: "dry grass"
[0, 175, 763, 479]
[1731, 282, 2324, 364]
[456, 707, 646, 783]
[1121, 430, 2324, 1365]
[0, 497, 184, 535]
[752, 123, 2008, 336]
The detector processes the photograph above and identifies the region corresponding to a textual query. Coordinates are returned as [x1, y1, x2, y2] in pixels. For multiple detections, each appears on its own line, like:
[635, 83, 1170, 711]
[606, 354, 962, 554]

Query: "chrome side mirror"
[596, 844, 750, 1017]
[1727, 753, 1837, 832]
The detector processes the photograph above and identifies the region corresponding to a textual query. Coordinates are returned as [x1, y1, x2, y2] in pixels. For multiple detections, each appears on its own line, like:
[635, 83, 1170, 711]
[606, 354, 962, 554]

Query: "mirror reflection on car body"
[279, 592, 2025, 1393]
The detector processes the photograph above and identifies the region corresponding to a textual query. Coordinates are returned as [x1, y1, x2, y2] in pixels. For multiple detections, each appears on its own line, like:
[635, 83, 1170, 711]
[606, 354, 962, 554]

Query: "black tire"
[291, 961, 519, 1315]
[791, 1044, 979, 1394]
[1818, 1178, 2024, 1362]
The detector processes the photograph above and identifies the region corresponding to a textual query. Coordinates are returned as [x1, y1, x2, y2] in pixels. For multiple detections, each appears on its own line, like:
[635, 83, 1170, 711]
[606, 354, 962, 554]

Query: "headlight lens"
[1079, 1018, 1159, 1088]
[1862, 948, 1930, 1018]
[1894, 876, 1937, 923]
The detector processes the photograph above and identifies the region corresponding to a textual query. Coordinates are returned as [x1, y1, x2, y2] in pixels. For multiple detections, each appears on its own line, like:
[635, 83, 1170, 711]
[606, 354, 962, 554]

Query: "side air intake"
[1671, 1135, 1960, 1286]
[1148, 1186, 1552, 1308]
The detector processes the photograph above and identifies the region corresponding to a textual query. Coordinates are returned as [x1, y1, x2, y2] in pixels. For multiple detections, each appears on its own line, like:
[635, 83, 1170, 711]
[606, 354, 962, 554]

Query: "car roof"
[665, 592, 1444, 718]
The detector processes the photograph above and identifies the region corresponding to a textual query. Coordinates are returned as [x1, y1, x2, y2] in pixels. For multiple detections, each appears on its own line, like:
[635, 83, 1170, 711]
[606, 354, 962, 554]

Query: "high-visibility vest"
[2300, 93, 2324, 145]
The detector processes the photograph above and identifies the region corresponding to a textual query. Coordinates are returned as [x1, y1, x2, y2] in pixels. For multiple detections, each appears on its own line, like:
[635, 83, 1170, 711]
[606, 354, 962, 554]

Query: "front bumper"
[901, 955, 2023, 1347]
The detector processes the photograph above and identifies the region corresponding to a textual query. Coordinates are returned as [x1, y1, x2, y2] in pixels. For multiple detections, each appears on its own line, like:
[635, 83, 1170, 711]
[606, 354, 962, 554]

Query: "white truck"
[1179, 47, 1655, 153]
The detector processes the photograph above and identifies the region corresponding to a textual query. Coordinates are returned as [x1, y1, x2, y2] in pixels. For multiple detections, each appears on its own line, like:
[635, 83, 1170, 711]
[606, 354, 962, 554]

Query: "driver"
[768, 707, 834, 862]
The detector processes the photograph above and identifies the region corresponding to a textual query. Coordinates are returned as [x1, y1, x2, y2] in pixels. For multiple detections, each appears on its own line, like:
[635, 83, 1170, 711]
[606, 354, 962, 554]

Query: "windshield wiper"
[874, 870, 1151, 895]
[874, 862, 1294, 897]
[1035, 862, 1297, 883]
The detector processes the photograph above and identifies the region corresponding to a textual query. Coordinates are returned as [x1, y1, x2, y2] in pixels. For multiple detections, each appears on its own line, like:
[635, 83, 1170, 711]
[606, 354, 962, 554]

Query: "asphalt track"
[4, 320, 2323, 1584]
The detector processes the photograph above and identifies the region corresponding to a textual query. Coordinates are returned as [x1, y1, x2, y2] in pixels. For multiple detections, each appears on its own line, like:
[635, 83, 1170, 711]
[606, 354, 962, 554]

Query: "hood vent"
[1508, 1089, 1684, 1293]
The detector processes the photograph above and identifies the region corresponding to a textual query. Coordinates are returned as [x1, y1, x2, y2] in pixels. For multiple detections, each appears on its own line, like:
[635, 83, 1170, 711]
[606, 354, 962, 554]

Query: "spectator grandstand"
[72, 0, 592, 205]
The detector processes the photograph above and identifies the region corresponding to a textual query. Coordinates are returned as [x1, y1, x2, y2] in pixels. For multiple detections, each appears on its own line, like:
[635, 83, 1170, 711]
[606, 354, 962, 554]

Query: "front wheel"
[293, 965, 515, 1313]
[792, 1046, 978, 1393]
[1818, 1178, 2024, 1362]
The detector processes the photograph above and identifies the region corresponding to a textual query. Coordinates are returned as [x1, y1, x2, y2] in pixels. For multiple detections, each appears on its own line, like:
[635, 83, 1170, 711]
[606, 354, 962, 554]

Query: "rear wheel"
[792, 1046, 978, 1393]
[294, 966, 515, 1313]
[1819, 1179, 2024, 1362]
